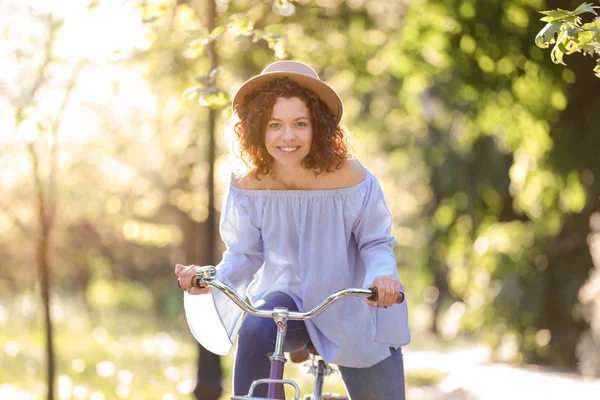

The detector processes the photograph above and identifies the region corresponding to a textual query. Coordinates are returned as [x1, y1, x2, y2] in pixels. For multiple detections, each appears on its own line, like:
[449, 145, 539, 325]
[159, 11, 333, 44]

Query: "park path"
[404, 345, 600, 400]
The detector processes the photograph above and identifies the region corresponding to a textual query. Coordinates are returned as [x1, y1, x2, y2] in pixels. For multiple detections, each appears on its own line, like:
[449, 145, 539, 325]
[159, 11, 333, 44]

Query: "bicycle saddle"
[289, 342, 318, 363]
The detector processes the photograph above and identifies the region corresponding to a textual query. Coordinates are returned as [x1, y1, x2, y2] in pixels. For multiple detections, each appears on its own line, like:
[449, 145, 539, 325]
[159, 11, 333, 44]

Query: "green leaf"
[198, 88, 229, 109]
[140, 4, 168, 24]
[228, 13, 254, 37]
[86, 0, 100, 11]
[193, 76, 212, 86]
[594, 59, 600, 77]
[209, 67, 223, 81]
[566, 30, 595, 53]
[551, 31, 569, 65]
[539, 3, 596, 23]
[181, 86, 200, 100]
[184, 39, 205, 59]
[273, 40, 288, 59]
[142, 16, 161, 23]
[265, 24, 284, 36]
[273, 0, 296, 16]
[253, 24, 287, 56]
[183, 86, 230, 109]
[251, 29, 264, 43]
[575, 2, 598, 16]
[209, 25, 226, 40]
[186, 27, 210, 38]
[540, 8, 572, 23]
[535, 22, 561, 48]
[581, 21, 600, 33]
[182, 86, 202, 101]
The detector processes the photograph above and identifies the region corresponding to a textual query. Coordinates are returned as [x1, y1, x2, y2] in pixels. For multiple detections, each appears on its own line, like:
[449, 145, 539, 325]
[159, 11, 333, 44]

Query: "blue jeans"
[233, 292, 406, 400]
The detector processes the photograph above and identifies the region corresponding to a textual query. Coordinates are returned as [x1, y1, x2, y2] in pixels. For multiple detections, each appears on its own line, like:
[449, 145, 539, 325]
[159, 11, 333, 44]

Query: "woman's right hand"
[175, 264, 212, 295]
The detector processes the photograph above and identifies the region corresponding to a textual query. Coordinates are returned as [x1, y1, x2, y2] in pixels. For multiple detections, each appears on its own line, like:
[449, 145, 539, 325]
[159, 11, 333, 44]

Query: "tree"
[2, 6, 84, 399]
[535, 2, 600, 77]
[379, 0, 600, 369]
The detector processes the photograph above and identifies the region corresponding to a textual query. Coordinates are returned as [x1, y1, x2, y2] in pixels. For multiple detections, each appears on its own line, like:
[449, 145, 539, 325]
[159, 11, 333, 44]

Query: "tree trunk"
[193, 0, 223, 398]
[38, 220, 55, 400]
[30, 148, 55, 400]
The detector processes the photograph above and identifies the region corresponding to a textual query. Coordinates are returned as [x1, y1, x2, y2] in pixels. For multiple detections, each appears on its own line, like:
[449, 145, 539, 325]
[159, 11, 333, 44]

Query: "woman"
[176, 61, 410, 399]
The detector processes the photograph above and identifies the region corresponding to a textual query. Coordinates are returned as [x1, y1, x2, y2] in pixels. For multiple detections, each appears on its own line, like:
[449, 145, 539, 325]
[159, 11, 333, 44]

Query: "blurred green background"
[1, 0, 600, 399]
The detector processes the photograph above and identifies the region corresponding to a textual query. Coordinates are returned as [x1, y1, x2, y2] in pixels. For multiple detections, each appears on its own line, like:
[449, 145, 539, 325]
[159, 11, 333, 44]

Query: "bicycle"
[190, 266, 405, 400]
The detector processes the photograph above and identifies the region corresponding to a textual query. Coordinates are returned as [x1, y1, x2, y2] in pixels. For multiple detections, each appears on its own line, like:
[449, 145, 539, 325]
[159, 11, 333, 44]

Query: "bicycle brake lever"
[193, 277, 206, 289]
[193, 266, 216, 288]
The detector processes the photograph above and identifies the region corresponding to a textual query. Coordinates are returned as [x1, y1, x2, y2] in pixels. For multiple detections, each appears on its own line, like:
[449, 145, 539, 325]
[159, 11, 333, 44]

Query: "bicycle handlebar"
[192, 267, 404, 320]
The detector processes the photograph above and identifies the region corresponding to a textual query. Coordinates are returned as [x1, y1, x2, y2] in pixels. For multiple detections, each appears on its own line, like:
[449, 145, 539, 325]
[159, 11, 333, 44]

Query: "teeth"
[280, 147, 298, 152]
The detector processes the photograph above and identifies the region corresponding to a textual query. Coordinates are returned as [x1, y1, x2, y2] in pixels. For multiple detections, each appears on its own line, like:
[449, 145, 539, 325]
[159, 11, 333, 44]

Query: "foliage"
[535, 2, 600, 77]
[2, 4, 600, 400]
[143, 0, 293, 110]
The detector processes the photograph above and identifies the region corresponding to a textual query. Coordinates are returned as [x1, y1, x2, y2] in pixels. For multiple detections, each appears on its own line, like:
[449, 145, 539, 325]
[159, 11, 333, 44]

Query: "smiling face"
[233, 77, 350, 178]
[264, 96, 313, 171]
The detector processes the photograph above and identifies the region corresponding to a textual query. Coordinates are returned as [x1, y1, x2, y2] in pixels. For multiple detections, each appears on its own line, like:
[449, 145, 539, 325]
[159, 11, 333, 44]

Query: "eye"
[296, 121, 308, 127]
[268, 122, 281, 129]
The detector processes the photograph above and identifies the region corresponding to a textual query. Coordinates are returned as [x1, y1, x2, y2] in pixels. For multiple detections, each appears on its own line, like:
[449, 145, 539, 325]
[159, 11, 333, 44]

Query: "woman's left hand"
[367, 276, 402, 308]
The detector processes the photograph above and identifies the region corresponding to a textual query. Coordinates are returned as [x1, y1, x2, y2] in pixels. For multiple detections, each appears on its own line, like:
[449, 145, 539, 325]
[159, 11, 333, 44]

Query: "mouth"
[278, 146, 300, 153]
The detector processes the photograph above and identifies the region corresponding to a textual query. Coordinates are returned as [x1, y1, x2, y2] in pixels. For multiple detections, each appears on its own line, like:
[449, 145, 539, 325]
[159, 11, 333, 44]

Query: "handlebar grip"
[177, 277, 207, 290]
[368, 287, 405, 304]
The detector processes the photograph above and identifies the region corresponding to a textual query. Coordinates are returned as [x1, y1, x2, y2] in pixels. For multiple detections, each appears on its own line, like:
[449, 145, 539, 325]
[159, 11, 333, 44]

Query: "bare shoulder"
[230, 173, 267, 190]
[324, 158, 367, 188]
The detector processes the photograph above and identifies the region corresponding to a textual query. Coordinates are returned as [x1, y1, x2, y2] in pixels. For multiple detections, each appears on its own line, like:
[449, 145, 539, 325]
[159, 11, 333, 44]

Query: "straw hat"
[232, 61, 344, 125]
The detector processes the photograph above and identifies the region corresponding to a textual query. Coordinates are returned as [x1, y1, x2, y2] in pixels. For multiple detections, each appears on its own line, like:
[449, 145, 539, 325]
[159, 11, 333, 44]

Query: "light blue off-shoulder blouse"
[184, 164, 411, 368]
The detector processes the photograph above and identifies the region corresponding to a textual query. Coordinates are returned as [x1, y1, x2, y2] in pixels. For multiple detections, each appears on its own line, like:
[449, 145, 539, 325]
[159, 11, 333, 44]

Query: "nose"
[282, 125, 295, 141]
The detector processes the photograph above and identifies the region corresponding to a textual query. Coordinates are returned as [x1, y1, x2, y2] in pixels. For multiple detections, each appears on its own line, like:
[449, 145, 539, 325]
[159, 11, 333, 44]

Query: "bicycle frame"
[193, 266, 403, 400]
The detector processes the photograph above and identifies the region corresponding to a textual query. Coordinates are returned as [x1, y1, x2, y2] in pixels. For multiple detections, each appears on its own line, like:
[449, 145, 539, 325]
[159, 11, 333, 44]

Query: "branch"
[0, 201, 32, 237]
[47, 61, 86, 231]
[13, 12, 63, 233]
[16, 13, 62, 111]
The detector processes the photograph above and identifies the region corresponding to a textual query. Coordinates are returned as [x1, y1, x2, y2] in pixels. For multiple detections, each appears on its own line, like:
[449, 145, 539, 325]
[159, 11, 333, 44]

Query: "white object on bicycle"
[184, 291, 233, 355]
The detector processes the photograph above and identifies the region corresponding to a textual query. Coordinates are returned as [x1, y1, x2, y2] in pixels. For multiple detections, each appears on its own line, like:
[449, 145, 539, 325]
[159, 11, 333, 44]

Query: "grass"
[1, 292, 202, 400]
[1, 292, 446, 400]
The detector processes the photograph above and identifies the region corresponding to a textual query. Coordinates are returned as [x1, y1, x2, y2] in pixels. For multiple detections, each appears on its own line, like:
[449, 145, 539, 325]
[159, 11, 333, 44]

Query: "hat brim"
[232, 71, 344, 125]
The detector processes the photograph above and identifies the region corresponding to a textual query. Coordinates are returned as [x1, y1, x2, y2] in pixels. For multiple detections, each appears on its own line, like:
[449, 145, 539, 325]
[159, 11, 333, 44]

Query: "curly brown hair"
[232, 77, 351, 178]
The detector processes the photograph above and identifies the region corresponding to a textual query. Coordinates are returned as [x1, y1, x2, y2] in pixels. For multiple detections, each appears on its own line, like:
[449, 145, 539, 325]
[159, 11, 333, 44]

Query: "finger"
[386, 280, 396, 307]
[391, 281, 399, 304]
[382, 282, 393, 307]
[366, 298, 377, 308]
[180, 265, 197, 288]
[189, 287, 196, 295]
[190, 273, 199, 289]
[384, 280, 395, 306]
[183, 264, 196, 275]
[177, 264, 194, 277]
[373, 282, 384, 307]
[377, 281, 388, 307]
[175, 264, 183, 275]
[181, 268, 195, 290]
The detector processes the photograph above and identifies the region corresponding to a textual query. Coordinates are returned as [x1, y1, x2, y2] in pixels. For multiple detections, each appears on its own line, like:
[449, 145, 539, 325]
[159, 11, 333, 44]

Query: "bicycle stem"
[268, 307, 290, 399]
[272, 307, 289, 362]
